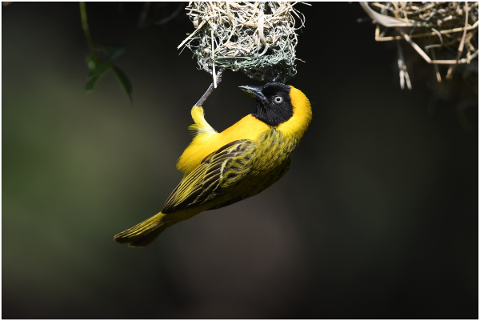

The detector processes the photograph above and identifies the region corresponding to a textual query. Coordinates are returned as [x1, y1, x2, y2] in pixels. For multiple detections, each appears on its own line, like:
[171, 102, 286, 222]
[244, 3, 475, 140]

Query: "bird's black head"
[239, 82, 293, 127]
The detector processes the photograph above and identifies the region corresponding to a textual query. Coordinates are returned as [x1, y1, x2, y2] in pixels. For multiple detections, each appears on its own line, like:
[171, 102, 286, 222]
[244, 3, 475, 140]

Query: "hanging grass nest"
[361, 2, 478, 89]
[178, 1, 306, 85]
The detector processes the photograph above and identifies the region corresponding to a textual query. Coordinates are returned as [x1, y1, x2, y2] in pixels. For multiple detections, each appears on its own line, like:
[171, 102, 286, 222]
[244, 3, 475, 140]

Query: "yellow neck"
[277, 86, 312, 142]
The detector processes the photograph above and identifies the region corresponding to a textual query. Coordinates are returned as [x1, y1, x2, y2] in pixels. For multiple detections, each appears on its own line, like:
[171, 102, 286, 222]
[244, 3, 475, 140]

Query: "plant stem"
[80, 2, 96, 55]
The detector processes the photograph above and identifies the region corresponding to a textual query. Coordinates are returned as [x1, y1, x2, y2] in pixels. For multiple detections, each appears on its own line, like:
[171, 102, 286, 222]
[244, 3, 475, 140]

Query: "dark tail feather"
[114, 212, 171, 247]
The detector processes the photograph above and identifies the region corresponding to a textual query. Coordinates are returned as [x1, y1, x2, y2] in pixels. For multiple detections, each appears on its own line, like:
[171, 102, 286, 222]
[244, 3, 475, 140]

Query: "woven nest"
[361, 2, 479, 89]
[178, 1, 306, 84]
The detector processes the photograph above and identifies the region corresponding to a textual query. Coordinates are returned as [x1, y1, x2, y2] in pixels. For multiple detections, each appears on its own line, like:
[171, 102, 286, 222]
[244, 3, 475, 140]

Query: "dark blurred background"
[2, 2, 477, 318]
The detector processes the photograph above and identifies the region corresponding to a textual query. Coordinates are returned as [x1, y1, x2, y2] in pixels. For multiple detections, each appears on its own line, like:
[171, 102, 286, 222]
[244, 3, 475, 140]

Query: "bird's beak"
[239, 85, 267, 103]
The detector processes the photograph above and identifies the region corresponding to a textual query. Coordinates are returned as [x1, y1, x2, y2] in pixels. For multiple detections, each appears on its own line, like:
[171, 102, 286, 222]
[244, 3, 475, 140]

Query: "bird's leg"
[195, 60, 224, 107]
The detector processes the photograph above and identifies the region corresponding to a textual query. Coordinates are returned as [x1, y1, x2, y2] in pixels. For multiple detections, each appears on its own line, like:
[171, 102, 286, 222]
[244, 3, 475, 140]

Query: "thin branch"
[79, 2, 96, 55]
[195, 69, 224, 107]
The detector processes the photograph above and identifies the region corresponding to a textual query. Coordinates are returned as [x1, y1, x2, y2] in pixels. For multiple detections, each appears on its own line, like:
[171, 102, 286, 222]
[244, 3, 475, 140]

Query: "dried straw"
[361, 2, 478, 88]
[178, 1, 306, 84]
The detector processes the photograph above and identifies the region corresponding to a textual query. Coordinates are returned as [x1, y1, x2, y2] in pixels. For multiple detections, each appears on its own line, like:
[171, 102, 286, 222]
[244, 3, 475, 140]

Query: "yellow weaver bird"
[114, 82, 312, 247]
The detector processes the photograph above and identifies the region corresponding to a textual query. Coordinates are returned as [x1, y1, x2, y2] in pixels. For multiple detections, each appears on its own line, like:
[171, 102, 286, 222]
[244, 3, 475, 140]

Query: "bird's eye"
[273, 96, 283, 104]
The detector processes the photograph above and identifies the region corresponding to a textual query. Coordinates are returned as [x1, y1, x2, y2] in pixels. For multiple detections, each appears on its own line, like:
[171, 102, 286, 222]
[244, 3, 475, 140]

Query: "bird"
[114, 82, 312, 247]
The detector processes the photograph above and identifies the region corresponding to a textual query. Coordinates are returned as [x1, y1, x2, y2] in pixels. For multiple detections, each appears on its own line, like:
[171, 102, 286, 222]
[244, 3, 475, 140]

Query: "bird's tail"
[114, 212, 171, 248]
[188, 106, 217, 136]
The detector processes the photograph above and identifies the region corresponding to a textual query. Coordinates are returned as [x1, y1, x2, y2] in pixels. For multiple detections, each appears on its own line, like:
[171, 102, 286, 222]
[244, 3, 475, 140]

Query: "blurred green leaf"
[86, 54, 111, 77]
[112, 66, 133, 103]
[81, 2, 132, 104]
[84, 49, 132, 104]
[85, 74, 101, 92]
[98, 45, 125, 61]
[85, 53, 111, 93]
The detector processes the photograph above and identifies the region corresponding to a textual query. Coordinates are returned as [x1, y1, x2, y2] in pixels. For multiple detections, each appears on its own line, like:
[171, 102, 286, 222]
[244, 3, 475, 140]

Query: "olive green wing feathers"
[162, 139, 256, 214]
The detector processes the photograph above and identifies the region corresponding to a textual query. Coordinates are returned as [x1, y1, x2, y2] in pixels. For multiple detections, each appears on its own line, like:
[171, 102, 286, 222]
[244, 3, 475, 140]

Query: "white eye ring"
[273, 96, 283, 104]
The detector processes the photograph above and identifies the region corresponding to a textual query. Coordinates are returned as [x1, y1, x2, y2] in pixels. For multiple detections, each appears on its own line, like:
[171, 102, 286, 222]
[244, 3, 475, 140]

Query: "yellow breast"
[177, 114, 270, 176]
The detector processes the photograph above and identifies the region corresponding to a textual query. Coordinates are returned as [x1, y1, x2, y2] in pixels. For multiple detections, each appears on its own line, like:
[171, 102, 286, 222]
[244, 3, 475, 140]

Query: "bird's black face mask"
[239, 82, 293, 127]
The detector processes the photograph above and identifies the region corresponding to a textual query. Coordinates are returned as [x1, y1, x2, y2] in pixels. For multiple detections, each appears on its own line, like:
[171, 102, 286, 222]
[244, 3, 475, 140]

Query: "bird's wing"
[162, 139, 256, 214]
[207, 156, 291, 210]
